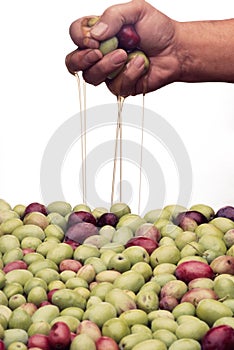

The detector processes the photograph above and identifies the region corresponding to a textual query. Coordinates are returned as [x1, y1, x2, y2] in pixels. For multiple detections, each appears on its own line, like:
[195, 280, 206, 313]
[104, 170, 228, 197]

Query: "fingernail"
[91, 22, 108, 37]
[126, 55, 145, 70]
[86, 49, 102, 63]
[83, 37, 100, 49]
[111, 51, 126, 64]
[133, 55, 145, 68]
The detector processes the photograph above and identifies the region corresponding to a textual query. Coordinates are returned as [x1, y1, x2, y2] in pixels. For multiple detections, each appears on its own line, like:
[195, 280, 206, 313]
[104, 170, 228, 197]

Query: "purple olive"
[97, 213, 119, 228]
[174, 210, 208, 227]
[159, 296, 178, 311]
[67, 211, 97, 228]
[117, 24, 140, 51]
[65, 222, 98, 244]
[125, 236, 158, 255]
[215, 206, 234, 221]
[175, 261, 214, 284]
[24, 202, 47, 217]
[201, 325, 234, 350]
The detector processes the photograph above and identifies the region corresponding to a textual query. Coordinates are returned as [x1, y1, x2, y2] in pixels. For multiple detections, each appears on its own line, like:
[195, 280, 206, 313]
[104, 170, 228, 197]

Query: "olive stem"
[218, 295, 229, 302]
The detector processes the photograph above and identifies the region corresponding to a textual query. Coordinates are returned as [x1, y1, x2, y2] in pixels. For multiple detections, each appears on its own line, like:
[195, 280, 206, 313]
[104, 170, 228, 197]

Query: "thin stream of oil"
[75, 72, 87, 204]
[75, 74, 145, 212]
[111, 94, 145, 214]
[138, 93, 145, 215]
[111, 96, 125, 206]
[138, 77, 148, 214]
[83, 80, 87, 203]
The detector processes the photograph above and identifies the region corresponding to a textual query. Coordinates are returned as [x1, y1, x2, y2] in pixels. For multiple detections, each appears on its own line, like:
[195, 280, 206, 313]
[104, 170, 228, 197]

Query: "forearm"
[175, 19, 234, 83]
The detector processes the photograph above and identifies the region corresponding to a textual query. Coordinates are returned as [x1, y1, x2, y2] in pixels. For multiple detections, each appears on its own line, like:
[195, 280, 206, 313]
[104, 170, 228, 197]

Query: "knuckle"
[103, 6, 117, 18]
[65, 52, 76, 74]
[69, 20, 78, 38]
[83, 71, 101, 86]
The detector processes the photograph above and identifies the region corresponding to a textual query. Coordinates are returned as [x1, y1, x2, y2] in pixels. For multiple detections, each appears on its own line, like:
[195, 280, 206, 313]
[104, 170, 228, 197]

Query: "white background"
[0, 0, 234, 213]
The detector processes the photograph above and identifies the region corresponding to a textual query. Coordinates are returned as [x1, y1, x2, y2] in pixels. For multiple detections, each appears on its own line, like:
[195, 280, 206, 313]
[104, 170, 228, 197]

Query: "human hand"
[65, 0, 180, 97]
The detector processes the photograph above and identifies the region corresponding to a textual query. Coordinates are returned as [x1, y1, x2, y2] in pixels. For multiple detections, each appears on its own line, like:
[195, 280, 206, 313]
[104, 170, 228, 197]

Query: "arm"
[176, 19, 234, 83]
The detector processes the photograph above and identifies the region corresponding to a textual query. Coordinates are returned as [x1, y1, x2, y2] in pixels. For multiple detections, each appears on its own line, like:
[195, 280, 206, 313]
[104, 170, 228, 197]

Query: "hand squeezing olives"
[84, 17, 149, 79]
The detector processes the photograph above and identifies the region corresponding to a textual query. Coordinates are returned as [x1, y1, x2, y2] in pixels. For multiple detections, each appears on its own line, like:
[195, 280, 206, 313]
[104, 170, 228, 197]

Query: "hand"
[65, 0, 180, 97]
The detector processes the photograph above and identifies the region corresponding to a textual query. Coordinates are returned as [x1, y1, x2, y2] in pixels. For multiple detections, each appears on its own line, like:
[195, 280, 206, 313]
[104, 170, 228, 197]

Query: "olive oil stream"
[111, 95, 124, 206]
[75, 72, 87, 204]
[74, 73, 145, 213]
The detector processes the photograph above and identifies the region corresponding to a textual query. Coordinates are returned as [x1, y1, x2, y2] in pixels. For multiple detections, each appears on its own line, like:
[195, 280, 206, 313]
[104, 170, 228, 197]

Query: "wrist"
[174, 21, 206, 83]
[157, 19, 184, 86]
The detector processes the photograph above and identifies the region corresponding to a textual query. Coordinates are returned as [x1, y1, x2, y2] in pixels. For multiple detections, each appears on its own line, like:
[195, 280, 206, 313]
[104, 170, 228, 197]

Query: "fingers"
[69, 17, 100, 49]
[90, 0, 145, 41]
[66, 47, 128, 85]
[83, 49, 128, 85]
[106, 54, 148, 97]
[65, 49, 103, 75]
[69, 1, 144, 49]
[69, 0, 146, 50]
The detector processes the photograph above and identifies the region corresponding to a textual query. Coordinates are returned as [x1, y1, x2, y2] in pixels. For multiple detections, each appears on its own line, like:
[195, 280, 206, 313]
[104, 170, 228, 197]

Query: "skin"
[65, 0, 234, 97]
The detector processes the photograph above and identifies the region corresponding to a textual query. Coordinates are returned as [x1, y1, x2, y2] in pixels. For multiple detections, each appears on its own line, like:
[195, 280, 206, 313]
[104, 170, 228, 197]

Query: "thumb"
[90, 0, 145, 40]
